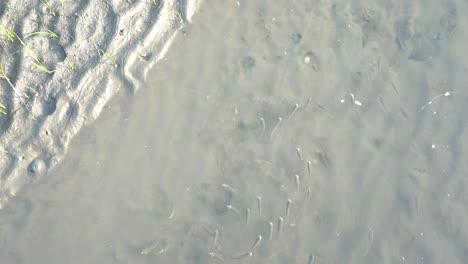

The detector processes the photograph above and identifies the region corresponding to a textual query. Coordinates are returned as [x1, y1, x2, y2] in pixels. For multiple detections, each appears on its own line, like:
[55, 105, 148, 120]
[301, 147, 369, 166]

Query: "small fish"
[140, 239, 169, 255]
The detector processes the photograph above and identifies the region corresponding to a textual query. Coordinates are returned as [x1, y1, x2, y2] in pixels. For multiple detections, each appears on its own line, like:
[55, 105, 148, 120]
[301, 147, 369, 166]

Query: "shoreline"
[0, 0, 202, 208]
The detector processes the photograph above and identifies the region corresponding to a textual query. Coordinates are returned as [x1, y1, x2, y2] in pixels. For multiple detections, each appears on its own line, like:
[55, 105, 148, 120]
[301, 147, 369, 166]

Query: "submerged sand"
[1, 0, 468, 263]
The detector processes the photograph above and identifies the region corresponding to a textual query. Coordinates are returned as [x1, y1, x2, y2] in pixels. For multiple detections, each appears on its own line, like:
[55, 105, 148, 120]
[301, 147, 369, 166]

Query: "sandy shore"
[0, 0, 201, 207]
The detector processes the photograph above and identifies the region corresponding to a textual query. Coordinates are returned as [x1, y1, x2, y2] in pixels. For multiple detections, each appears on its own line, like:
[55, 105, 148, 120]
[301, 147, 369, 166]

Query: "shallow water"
[2, 0, 468, 263]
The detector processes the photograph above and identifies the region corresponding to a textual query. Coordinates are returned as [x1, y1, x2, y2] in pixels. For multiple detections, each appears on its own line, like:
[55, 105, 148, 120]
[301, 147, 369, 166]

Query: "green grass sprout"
[22, 86, 39, 99]
[25, 86, 39, 96]
[0, 25, 15, 42]
[66, 57, 76, 70]
[0, 103, 7, 115]
[11, 31, 55, 73]
[97, 48, 117, 66]
[0, 63, 28, 101]
[0, 65, 38, 119]
[24, 29, 59, 39]
[32, 60, 54, 73]
[41, 0, 56, 17]
[176, 12, 184, 23]
[0, 64, 10, 82]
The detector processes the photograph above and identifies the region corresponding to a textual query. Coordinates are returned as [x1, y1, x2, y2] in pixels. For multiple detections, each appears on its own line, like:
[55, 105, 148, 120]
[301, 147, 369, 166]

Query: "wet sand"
[0, 0, 201, 207]
[2, 0, 468, 263]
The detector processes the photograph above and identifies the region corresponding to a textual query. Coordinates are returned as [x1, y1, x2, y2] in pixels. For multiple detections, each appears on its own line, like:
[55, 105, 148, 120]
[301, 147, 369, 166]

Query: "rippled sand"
[0, 0, 201, 207]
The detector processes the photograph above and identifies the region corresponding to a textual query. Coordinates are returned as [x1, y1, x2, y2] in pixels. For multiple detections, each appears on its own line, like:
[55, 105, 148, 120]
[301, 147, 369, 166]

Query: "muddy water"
[2, 0, 468, 263]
